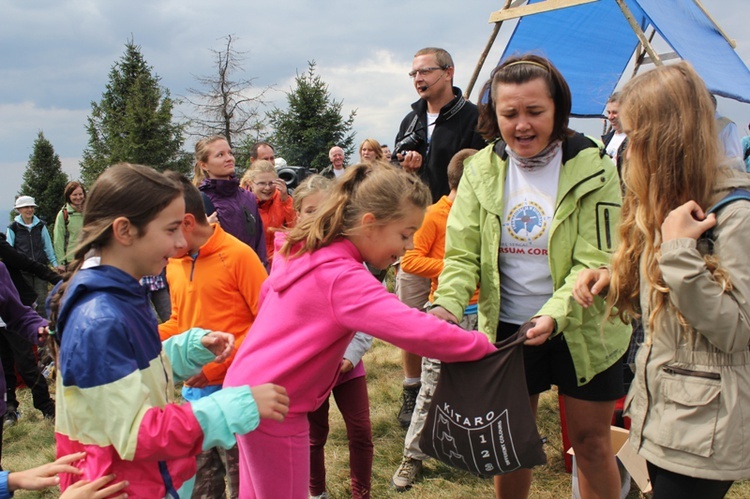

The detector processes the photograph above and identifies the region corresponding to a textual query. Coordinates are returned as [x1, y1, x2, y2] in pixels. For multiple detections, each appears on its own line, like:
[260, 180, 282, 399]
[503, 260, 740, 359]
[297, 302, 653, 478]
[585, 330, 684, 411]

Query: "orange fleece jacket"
[258, 189, 296, 264]
[159, 223, 268, 384]
[401, 196, 479, 305]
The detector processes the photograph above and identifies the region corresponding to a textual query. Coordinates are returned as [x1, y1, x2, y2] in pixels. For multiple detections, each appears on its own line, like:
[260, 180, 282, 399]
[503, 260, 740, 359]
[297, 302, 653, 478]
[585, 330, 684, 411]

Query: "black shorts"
[497, 321, 626, 402]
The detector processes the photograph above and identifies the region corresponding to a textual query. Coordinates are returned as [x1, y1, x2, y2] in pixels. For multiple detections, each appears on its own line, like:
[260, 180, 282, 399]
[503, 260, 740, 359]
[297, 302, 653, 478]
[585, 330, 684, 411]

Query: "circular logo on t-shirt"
[505, 201, 547, 243]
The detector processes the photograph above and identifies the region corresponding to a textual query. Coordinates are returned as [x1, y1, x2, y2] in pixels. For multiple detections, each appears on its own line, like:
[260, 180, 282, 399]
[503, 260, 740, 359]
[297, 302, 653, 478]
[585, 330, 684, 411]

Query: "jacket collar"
[470, 134, 608, 215]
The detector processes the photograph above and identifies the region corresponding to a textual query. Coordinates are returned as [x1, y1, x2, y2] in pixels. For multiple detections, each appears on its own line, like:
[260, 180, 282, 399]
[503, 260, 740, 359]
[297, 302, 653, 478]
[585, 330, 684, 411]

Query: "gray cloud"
[1, 0, 747, 217]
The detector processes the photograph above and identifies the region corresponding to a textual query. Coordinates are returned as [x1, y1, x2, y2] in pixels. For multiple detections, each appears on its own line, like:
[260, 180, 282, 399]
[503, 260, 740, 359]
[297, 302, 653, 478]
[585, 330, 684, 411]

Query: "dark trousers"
[647, 461, 733, 499]
[308, 375, 373, 499]
[0, 329, 54, 417]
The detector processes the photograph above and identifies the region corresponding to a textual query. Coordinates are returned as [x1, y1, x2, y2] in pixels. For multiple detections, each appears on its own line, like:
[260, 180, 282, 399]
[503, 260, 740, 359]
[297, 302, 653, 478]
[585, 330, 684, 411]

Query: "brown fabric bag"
[419, 323, 547, 476]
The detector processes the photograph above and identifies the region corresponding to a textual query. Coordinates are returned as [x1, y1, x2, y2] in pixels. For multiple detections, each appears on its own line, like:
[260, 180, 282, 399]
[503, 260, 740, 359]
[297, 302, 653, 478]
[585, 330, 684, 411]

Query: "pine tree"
[79, 39, 189, 185]
[17, 131, 69, 225]
[267, 61, 356, 171]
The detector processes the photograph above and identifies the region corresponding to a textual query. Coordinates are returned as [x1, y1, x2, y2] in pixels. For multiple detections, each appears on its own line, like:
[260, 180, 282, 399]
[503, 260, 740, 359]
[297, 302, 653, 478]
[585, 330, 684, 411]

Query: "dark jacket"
[7, 217, 53, 265]
[0, 233, 61, 306]
[0, 262, 46, 414]
[395, 86, 485, 202]
[198, 176, 268, 270]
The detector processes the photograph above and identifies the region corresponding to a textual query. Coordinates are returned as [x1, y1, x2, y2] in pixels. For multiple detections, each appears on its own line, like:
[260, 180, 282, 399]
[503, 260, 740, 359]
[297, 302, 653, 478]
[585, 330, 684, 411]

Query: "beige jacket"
[625, 168, 750, 480]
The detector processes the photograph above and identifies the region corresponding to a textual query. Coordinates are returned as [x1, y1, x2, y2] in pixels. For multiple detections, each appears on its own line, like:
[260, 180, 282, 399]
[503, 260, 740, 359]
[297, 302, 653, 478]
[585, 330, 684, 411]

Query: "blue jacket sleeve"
[41, 226, 58, 267]
[162, 328, 216, 382]
[0, 470, 11, 499]
[190, 385, 260, 450]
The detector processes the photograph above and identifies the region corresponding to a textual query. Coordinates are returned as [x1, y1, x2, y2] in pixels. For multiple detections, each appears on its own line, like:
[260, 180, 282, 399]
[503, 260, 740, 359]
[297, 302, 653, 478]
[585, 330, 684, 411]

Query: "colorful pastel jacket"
[159, 224, 267, 385]
[55, 265, 260, 498]
[433, 135, 631, 385]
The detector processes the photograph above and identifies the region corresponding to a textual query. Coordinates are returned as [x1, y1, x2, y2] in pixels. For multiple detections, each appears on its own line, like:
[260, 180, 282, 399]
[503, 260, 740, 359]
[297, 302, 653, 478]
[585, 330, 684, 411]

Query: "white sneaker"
[310, 492, 329, 499]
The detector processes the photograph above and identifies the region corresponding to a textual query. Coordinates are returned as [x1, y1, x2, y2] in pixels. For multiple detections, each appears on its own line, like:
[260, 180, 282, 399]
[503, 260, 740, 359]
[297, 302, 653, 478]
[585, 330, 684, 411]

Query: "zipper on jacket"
[662, 365, 721, 380]
[604, 208, 612, 249]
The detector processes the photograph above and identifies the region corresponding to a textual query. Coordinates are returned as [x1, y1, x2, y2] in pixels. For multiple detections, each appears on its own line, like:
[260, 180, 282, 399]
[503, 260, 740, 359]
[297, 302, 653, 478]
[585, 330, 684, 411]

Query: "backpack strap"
[62, 206, 71, 260]
[699, 188, 750, 254]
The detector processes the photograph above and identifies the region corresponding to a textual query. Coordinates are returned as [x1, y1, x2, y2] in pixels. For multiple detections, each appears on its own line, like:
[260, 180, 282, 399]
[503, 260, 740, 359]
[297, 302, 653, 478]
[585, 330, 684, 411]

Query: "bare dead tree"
[182, 35, 272, 150]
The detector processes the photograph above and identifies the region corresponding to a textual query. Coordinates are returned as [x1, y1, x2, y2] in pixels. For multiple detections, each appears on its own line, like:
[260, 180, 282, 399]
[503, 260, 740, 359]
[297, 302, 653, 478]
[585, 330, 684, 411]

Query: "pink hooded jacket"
[224, 236, 495, 433]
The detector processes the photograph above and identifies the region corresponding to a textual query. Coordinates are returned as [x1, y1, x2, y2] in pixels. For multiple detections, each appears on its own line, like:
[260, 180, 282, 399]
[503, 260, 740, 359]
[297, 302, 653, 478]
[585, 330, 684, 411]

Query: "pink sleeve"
[331, 267, 495, 362]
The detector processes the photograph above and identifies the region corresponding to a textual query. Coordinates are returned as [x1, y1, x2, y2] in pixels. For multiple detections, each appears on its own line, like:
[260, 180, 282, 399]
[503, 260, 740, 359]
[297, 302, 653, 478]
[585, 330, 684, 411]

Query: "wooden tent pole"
[630, 28, 657, 78]
[615, 0, 662, 66]
[692, 0, 736, 48]
[465, 0, 513, 100]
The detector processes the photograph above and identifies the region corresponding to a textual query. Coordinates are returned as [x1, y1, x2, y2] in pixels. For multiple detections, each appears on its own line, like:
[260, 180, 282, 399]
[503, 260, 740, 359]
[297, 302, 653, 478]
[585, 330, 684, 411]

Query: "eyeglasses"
[253, 181, 275, 188]
[408, 66, 446, 78]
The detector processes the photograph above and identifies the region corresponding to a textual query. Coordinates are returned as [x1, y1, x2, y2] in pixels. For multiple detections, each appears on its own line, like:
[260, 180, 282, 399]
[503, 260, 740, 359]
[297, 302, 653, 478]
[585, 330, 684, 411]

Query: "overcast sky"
[1, 0, 748, 220]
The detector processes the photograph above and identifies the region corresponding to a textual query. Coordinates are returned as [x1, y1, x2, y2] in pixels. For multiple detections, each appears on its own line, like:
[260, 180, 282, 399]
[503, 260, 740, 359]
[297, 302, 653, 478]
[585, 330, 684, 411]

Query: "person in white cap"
[6, 196, 58, 313]
[3, 195, 58, 425]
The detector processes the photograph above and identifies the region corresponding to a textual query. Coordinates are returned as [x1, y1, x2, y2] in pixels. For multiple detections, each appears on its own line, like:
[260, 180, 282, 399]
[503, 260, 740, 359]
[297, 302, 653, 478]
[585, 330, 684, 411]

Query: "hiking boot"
[397, 383, 420, 429]
[391, 457, 422, 491]
[3, 409, 20, 427]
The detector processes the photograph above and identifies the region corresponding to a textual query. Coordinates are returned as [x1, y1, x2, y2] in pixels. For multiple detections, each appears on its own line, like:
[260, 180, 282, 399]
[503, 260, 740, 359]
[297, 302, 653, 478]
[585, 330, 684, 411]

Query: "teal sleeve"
[191, 385, 259, 450]
[162, 328, 216, 381]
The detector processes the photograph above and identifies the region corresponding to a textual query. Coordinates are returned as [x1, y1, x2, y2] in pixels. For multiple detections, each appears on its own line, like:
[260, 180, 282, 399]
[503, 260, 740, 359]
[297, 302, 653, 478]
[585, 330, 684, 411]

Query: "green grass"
[4, 341, 750, 498]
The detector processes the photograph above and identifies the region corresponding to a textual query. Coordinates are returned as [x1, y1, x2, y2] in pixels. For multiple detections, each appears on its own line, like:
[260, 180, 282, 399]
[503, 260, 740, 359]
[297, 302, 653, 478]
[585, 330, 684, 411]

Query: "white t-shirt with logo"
[499, 149, 562, 325]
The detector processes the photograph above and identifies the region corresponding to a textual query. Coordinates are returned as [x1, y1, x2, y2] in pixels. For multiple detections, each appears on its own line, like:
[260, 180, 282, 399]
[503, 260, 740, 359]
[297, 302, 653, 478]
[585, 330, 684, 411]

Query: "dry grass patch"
[3, 338, 749, 498]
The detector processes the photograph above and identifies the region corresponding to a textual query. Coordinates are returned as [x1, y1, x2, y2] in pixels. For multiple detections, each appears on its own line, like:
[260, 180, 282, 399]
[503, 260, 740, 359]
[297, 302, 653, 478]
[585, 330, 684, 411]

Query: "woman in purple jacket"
[0, 261, 48, 464]
[193, 136, 268, 269]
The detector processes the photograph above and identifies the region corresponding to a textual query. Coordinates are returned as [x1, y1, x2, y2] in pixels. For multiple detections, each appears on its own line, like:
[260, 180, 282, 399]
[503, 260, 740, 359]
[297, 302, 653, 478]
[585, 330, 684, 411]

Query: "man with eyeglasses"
[394, 47, 485, 203]
[391, 47, 485, 492]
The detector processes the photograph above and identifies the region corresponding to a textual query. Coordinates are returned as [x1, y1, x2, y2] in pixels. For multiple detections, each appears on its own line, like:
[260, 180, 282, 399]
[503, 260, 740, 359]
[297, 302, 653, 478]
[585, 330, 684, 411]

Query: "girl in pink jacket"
[224, 162, 496, 498]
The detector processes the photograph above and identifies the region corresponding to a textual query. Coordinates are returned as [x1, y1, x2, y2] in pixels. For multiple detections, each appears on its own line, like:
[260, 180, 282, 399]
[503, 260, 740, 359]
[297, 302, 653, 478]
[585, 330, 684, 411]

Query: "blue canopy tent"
[469, 0, 750, 117]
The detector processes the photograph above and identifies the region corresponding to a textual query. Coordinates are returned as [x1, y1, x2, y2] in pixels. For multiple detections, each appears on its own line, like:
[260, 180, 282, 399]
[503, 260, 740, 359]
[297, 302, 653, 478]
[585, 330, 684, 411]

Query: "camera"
[391, 131, 424, 162]
[276, 166, 313, 192]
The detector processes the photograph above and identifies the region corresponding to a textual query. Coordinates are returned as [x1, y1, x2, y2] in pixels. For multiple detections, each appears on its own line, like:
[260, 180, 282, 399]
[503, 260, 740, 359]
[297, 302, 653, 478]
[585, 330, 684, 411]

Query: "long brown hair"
[49, 164, 182, 334]
[607, 62, 728, 338]
[281, 161, 430, 256]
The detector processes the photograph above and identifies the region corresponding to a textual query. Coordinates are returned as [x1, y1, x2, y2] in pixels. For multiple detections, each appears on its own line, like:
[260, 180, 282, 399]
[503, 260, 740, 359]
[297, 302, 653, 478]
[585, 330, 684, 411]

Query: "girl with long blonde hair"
[574, 62, 750, 498]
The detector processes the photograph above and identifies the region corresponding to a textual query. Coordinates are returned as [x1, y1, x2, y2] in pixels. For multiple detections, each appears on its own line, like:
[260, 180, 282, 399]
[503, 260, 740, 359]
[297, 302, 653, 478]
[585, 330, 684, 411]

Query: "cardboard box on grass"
[568, 425, 652, 495]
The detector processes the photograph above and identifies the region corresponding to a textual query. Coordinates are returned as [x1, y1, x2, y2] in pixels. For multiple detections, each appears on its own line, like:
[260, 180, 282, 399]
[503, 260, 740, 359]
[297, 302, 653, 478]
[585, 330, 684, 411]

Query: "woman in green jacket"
[430, 54, 630, 499]
[53, 181, 86, 269]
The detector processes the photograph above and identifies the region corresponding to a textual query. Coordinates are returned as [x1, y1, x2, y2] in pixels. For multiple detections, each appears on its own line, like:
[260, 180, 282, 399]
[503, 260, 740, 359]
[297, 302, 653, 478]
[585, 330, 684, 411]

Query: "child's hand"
[340, 359, 354, 374]
[572, 268, 611, 308]
[251, 383, 289, 422]
[523, 316, 555, 346]
[7, 451, 84, 492]
[201, 332, 235, 363]
[662, 200, 716, 242]
[185, 371, 209, 388]
[38, 326, 50, 344]
[274, 179, 289, 201]
[60, 474, 129, 499]
[427, 306, 459, 324]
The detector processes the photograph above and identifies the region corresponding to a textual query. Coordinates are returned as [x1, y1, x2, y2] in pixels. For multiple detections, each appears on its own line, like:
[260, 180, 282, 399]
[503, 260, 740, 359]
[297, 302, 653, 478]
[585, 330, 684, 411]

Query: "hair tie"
[503, 60, 549, 71]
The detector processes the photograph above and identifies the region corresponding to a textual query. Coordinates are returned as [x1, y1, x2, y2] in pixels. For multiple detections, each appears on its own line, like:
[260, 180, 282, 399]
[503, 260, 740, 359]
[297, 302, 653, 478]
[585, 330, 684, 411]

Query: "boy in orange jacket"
[159, 172, 268, 498]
